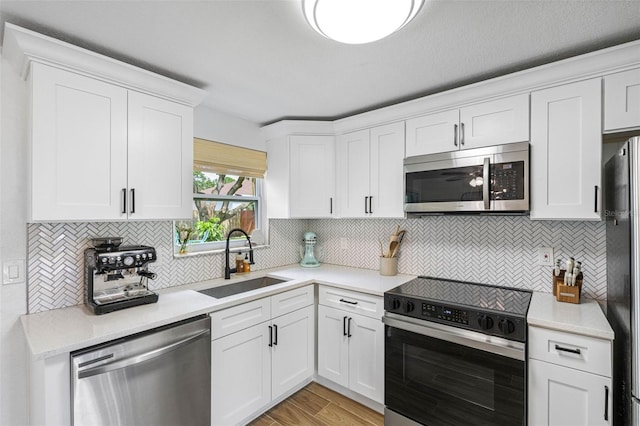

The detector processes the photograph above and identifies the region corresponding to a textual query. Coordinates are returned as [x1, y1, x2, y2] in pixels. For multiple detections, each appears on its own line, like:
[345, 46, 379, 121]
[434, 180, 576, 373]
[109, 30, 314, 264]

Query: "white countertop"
[21, 264, 415, 359]
[527, 292, 614, 340]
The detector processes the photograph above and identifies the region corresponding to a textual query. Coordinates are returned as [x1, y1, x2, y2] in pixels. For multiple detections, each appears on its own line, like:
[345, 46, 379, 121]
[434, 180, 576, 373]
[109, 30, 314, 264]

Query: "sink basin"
[198, 277, 288, 299]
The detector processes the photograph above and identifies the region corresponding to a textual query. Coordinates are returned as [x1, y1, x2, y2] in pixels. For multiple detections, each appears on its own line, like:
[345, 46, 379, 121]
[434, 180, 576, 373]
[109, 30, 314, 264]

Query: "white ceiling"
[1, 0, 639, 126]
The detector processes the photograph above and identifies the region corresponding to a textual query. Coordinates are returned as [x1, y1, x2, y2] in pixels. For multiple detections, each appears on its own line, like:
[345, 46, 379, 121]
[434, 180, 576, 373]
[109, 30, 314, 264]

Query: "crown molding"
[261, 120, 335, 140]
[2, 23, 207, 106]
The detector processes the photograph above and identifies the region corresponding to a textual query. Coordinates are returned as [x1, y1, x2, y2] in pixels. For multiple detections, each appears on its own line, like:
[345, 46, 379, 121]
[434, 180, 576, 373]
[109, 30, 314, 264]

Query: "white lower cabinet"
[210, 286, 314, 425]
[529, 359, 611, 426]
[317, 286, 384, 403]
[528, 326, 613, 426]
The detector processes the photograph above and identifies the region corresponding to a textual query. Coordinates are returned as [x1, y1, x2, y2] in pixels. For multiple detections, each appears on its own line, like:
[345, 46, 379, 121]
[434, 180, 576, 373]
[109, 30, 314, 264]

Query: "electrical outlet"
[340, 237, 348, 250]
[537, 247, 554, 266]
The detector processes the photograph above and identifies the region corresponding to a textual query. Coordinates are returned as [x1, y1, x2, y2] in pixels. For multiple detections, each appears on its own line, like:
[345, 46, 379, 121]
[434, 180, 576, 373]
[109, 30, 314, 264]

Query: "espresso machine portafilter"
[85, 237, 159, 315]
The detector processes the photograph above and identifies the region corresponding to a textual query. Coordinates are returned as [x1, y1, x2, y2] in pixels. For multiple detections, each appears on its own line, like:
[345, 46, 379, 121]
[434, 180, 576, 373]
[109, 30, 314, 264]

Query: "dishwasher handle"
[77, 329, 210, 379]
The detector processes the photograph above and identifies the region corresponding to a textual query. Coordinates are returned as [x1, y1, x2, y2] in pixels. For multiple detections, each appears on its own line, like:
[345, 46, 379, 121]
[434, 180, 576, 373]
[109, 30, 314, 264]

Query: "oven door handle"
[383, 312, 525, 361]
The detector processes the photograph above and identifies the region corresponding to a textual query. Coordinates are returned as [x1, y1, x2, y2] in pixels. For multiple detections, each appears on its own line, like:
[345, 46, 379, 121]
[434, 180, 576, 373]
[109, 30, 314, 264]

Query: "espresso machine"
[85, 237, 158, 315]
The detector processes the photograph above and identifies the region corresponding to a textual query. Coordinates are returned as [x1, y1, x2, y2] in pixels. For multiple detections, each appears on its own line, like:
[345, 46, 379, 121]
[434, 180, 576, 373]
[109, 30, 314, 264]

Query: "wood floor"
[248, 382, 384, 426]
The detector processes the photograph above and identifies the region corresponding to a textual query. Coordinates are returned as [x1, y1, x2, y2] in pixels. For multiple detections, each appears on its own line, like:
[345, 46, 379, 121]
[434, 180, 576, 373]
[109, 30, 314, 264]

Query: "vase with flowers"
[176, 222, 194, 254]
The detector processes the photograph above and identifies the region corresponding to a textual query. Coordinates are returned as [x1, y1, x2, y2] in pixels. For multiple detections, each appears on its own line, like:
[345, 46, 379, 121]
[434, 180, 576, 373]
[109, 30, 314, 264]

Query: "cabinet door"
[289, 135, 335, 218]
[347, 313, 384, 403]
[459, 93, 529, 149]
[127, 91, 193, 220]
[337, 129, 371, 217]
[530, 78, 602, 220]
[317, 305, 349, 388]
[405, 109, 459, 156]
[604, 68, 640, 131]
[211, 323, 271, 426]
[529, 359, 611, 426]
[271, 305, 315, 400]
[30, 63, 128, 221]
[370, 122, 405, 218]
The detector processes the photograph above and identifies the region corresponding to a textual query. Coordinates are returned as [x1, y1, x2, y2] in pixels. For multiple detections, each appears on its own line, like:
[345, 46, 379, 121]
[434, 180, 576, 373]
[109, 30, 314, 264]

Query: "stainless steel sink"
[198, 276, 288, 299]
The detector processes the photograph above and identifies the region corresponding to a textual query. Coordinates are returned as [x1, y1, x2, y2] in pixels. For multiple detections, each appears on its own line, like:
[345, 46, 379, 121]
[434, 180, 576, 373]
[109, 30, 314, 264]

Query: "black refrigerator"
[605, 136, 640, 426]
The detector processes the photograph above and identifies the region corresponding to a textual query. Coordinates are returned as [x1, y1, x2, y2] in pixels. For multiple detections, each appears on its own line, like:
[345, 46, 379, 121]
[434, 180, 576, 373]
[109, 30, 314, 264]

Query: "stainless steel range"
[383, 276, 532, 426]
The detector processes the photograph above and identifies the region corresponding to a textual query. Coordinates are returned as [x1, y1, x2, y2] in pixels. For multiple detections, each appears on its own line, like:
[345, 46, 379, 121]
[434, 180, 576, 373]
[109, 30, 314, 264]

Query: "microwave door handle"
[483, 157, 490, 210]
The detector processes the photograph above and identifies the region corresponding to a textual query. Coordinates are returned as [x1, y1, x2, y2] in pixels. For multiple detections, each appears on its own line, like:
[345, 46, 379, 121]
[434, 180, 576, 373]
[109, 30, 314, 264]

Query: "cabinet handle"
[130, 188, 136, 214]
[454, 124, 458, 147]
[365, 196, 369, 214]
[460, 122, 465, 146]
[347, 317, 352, 338]
[594, 186, 599, 213]
[273, 324, 278, 346]
[343, 316, 348, 336]
[369, 196, 373, 214]
[121, 188, 127, 214]
[554, 344, 581, 355]
[604, 385, 609, 421]
[330, 197, 333, 214]
[483, 157, 490, 210]
[339, 298, 358, 305]
[268, 325, 273, 347]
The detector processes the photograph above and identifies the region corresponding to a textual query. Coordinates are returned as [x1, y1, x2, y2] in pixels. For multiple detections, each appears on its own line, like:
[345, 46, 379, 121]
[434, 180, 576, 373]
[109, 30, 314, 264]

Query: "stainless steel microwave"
[404, 142, 529, 215]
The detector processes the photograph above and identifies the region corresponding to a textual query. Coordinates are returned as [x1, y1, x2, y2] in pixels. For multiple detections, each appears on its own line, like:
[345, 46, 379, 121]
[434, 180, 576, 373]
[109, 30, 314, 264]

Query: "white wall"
[0, 52, 29, 425]
[194, 104, 264, 151]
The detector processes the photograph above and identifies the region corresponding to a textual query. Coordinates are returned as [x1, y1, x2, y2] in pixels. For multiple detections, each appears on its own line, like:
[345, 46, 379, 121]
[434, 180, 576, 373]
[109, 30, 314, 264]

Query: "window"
[175, 138, 267, 254]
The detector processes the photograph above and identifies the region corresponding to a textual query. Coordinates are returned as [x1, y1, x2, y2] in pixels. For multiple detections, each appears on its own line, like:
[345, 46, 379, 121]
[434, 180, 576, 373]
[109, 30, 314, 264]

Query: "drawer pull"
[339, 298, 358, 305]
[555, 344, 581, 355]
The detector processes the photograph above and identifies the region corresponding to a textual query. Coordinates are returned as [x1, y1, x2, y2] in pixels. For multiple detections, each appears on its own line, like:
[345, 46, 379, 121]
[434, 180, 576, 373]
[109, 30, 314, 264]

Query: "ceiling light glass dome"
[303, 0, 425, 45]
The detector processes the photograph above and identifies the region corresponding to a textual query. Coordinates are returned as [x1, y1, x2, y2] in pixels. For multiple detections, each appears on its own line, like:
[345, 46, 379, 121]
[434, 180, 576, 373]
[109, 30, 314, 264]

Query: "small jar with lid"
[236, 253, 244, 272]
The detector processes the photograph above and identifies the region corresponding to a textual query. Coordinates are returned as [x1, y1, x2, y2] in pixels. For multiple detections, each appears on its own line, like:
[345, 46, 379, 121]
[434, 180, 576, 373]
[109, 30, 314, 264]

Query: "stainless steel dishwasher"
[71, 315, 211, 426]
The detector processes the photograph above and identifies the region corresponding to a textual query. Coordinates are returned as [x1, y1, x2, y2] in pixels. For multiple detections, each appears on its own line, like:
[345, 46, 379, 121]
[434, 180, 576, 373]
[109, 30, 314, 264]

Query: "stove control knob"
[498, 319, 516, 334]
[477, 314, 494, 330]
[390, 298, 401, 310]
[405, 301, 415, 313]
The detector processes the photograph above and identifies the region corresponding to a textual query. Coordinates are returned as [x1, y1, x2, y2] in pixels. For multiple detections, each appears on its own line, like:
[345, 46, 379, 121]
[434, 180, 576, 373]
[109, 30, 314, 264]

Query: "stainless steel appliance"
[404, 142, 529, 215]
[605, 136, 640, 426]
[383, 277, 532, 426]
[71, 315, 211, 426]
[85, 237, 158, 314]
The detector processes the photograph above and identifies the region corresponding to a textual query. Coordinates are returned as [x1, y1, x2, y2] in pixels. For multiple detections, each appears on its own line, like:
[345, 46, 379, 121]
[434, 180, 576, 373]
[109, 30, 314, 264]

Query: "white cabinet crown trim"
[2, 23, 207, 106]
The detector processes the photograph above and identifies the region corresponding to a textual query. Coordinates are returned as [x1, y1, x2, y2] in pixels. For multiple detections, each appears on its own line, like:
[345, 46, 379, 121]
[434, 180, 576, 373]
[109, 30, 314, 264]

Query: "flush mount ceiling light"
[303, 0, 425, 45]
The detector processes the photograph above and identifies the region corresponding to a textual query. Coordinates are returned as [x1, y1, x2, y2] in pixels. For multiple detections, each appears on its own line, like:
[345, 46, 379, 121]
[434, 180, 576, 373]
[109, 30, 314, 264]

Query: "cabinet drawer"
[211, 298, 271, 340]
[529, 326, 612, 377]
[318, 285, 383, 320]
[271, 285, 314, 318]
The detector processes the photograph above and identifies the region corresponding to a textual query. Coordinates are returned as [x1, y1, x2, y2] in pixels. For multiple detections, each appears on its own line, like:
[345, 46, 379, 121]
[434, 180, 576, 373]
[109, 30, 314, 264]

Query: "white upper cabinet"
[5, 24, 205, 222]
[29, 64, 194, 221]
[405, 94, 529, 157]
[290, 135, 336, 218]
[30, 63, 129, 221]
[337, 122, 405, 218]
[604, 68, 640, 132]
[127, 91, 193, 220]
[530, 78, 602, 220]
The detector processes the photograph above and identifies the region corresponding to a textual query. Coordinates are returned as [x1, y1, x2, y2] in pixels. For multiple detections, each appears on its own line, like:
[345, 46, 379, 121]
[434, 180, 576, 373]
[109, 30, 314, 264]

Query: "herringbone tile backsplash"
[27, 217, 606, 313]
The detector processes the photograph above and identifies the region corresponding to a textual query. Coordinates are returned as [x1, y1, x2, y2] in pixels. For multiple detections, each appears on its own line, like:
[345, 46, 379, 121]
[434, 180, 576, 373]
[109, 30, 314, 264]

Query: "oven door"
[383, 313, 526, 426]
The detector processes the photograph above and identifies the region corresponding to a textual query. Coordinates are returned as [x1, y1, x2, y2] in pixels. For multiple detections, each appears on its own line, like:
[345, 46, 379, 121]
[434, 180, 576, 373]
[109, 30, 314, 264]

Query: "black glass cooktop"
[386, 276, 532, 317]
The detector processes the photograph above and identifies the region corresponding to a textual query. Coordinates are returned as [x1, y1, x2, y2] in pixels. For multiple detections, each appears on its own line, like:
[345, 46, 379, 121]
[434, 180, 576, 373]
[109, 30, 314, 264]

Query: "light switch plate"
[3, 259, 25, 285]
[537, 247, 554, 266]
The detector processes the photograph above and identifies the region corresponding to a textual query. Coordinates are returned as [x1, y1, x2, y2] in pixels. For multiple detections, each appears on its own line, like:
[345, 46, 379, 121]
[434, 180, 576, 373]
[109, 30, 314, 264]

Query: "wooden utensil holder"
[552, 270, 583, 304]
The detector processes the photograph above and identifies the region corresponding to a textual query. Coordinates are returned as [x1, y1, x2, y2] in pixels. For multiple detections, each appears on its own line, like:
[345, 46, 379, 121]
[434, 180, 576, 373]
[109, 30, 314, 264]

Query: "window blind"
[193, 138, 267, 179]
